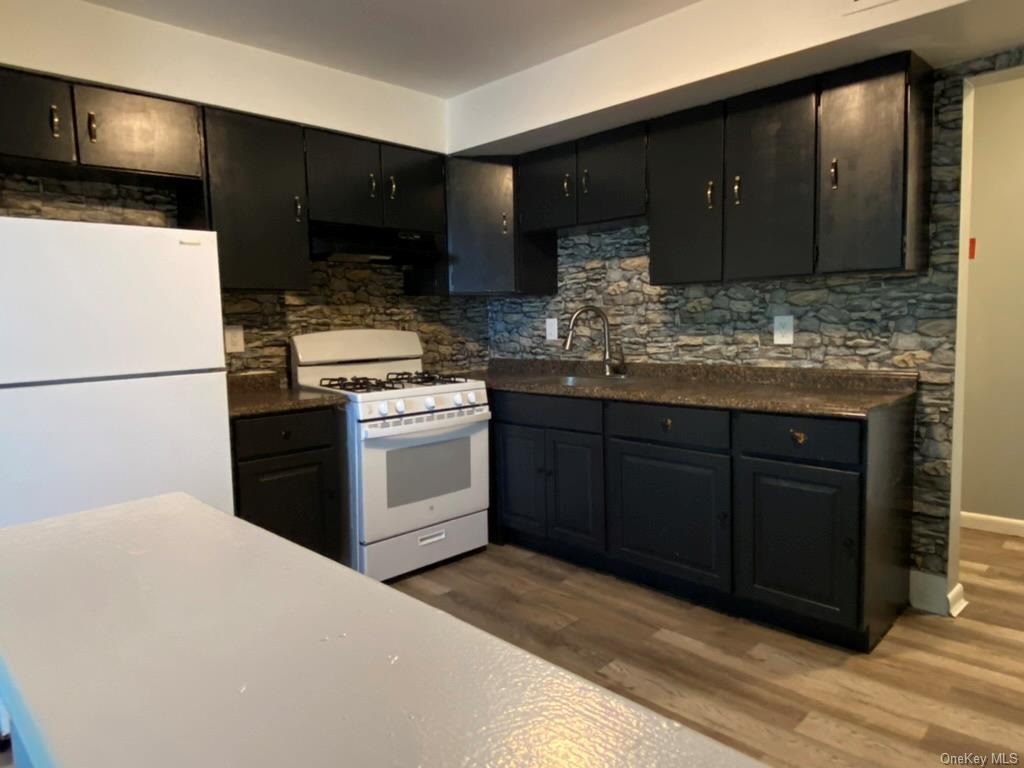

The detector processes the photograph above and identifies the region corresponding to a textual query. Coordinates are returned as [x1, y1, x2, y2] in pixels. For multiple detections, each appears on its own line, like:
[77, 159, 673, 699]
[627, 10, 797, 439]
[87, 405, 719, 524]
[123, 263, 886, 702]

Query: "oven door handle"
[361, 411, 491, 442]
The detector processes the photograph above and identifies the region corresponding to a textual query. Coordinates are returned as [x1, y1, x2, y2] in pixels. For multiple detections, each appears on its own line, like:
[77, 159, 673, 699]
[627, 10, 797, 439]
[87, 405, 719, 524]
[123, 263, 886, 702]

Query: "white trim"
[961, 510, 1024, 538]
[910, 570, 967, 616]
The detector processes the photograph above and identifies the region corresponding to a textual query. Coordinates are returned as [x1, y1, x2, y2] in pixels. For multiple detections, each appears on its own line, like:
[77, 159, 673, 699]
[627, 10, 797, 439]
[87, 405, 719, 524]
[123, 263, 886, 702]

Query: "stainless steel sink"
[557, 375, 631, 387]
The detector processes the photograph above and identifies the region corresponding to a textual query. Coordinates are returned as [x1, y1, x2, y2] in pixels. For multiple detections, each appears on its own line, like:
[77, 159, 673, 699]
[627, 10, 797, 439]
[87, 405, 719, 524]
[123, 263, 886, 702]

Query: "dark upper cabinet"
[73, 86, 201, 177]
[577, 124, 647, 225]
[305, 129, 382, 227]
[607, 438, 731, 591]
[546, 429, 604, 552]
[724, 79, 816, 281]
[734, 456, 860, 627]
[0, 70, 76, 163]
[648, 102, 725, 285]
[818, 53, 930, 274]
[446, 158, 556, 295]
[380, 144, 445, 232]
[494, 422, 548, 537]
[205, 108, 309, 290]
[518, 142, 577, 232]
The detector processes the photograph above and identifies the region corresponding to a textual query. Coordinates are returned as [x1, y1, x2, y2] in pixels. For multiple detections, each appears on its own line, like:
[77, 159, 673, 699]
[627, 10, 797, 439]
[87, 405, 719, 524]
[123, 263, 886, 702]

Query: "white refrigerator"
[0, 216, 234, 528]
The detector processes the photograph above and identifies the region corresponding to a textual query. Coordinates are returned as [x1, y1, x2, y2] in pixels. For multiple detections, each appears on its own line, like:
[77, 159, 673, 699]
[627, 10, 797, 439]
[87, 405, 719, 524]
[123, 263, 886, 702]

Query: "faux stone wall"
[490, 47, 1024, 576]
[0, 174, 177, 226]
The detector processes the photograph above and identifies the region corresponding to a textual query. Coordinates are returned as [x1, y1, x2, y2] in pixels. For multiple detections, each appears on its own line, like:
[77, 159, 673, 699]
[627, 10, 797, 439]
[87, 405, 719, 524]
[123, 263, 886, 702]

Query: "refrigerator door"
[0, 371, 234, 527]
[0, 217, 225, 385]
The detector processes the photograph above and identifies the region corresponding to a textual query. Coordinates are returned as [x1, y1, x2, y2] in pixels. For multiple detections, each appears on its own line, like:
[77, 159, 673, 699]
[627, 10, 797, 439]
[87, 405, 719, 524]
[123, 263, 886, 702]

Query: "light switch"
[773, 315, 794, 346]
[224, 325, 245, 353]
[545, 318, 559, 341]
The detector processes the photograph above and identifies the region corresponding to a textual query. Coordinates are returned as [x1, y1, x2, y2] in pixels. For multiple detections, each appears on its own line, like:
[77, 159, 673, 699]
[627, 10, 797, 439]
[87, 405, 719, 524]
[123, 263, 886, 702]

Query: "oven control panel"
[358, 387, 489, 423]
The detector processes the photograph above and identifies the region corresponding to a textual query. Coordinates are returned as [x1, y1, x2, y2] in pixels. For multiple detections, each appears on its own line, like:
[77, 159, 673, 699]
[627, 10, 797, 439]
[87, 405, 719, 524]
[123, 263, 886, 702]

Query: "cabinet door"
[818, 60, 907, 273]
[724, 80, 816, 280]
[205, 109, 310, 290]
[648, 103, 724, 284]
[381, 145, 445, 232]
[735, 457, 860, 627]
[546, 429, 604, 552]
[518, 142, 577, 231]
[73, 86, 201, 176]
[607, 439, 731, 590]
[236, 448, 338, 558]
[577, 124, 647, 225]
[0, 70, 76, 162]
[305, 129, 382, 227]
[494, 423, 548, 536]
[447, 158, 516, 294]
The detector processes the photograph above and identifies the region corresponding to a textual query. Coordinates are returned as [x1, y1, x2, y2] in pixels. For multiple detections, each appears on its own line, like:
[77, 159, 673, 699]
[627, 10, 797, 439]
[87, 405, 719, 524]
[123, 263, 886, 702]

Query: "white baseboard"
[961, 510, 1024, 538]
[910, 570, 967, 616]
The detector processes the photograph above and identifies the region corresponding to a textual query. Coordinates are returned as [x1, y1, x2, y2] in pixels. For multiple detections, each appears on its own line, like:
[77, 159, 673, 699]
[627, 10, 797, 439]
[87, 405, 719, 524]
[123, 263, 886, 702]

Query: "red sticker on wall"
[969, 237, 977, 260]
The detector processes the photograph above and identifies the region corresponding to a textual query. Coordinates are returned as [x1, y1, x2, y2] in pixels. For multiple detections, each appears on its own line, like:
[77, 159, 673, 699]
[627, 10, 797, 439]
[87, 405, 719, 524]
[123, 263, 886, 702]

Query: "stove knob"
[453, 393, 464, 407]
[377, 402, 389, 417]
[395, 399, 406, 414]
[467, 391, 478, 405]
[425, 397, 437, 410]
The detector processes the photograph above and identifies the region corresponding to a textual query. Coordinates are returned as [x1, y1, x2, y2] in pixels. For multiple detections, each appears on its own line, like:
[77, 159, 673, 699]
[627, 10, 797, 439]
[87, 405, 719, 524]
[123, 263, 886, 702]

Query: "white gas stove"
[291, 329, 489, 580]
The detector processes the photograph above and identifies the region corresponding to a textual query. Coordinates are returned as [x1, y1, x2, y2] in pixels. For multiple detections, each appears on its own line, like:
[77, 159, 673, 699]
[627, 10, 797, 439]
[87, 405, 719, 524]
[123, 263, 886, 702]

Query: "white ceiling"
[84, 0, 705, 97]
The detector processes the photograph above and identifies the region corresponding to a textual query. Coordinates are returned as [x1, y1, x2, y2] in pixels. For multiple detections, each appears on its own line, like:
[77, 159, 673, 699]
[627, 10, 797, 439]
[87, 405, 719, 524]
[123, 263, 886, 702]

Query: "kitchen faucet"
[564, 305, 613, 376]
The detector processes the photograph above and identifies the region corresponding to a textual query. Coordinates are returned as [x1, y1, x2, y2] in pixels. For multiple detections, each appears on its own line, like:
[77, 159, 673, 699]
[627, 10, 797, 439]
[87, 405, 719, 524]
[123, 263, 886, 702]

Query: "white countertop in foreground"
[0, 494, 761, 768]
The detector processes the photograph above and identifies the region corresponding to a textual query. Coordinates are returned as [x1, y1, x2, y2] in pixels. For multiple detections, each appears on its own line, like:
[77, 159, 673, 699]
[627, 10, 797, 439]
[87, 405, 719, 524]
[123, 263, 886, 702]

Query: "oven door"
[358, 411, 490, 543]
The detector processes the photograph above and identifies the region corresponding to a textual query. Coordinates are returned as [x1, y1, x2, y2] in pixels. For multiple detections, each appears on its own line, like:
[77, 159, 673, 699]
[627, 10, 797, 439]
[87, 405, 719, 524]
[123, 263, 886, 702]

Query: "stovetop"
[318, 371, 469, 394]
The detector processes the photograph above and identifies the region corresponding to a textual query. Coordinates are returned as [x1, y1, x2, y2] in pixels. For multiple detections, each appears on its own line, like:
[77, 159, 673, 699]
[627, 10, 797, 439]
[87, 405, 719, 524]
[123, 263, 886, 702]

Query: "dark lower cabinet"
[607, 438, 731, 591]
[734, 457, 860, 627]
[205, 108, 310, 290]
[0, 69, 75, 163]
[494, 422, 548, 537]
[546, 429, 604, 552]
[381, 144, 445, 233]
[236, 448, 338, 558]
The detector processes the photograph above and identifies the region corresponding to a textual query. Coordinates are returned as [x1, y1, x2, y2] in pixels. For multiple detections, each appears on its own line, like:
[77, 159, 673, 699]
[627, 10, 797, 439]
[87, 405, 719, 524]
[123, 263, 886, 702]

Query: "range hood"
[310, 221, 445, 261]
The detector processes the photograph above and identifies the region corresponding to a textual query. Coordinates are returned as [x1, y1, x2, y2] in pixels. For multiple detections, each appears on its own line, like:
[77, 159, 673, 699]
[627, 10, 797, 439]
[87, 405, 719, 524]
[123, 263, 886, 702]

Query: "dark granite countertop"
[472, 360, 918, 419]
[226, 371, 346, 418]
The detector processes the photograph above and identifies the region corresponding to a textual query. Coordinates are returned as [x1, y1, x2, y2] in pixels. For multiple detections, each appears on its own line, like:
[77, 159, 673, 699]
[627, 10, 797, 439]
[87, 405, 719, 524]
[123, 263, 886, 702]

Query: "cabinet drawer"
[234, 409, 336, 459]
[605, 402, 728, 450]
[734, 412, 861, 465]
[490, 391, 602, 433]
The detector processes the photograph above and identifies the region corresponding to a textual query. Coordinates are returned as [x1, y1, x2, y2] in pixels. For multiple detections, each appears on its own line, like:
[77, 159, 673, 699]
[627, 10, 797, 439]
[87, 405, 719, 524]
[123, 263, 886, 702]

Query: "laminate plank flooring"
[395, 528, 1024, 765]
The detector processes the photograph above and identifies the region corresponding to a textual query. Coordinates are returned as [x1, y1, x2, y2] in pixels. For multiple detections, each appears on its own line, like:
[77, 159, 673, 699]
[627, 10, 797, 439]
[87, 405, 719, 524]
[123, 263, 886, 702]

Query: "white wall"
[0, 0, 447, 151]
[961, 73, 1024, 524]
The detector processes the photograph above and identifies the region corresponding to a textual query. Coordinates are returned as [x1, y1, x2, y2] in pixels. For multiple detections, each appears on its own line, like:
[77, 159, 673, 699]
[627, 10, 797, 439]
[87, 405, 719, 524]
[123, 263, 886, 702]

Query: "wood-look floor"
[394, 528, 1024, 767]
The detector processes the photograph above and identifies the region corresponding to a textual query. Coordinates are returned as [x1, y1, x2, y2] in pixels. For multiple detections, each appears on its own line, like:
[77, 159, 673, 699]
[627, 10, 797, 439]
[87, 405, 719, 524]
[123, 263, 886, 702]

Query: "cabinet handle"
[789, 429, 808, 446]
[705, 180, 714, 210]
[662, 418, 673, 432]
[562, 173, 571, 198]
[389, 175, 397, 200]
[418, 530, 447, 547]
[732, 175, 741, 206]
[830, 158, 839, 190]
[581, 169, 590, 195]
[842, 536, 855, 556]
[87, 112, 98, 143]
[49, 105, 61, 138]
[281, 429, 292, 439]
[368, 172, 377, 199]
[501, 212, 508, 235]
[293, 196, 303, 222]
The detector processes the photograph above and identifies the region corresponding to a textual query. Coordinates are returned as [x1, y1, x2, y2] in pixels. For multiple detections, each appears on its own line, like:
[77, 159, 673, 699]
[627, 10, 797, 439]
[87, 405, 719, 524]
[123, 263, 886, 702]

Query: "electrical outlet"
[773, 315, 794, 346]
[224, 325, 245, 353]
[545, 318, 559, 341]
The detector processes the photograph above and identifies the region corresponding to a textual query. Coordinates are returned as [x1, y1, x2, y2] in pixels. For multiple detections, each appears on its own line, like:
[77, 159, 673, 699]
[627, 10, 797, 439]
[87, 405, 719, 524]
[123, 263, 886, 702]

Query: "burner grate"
[386, 371, 468, 386]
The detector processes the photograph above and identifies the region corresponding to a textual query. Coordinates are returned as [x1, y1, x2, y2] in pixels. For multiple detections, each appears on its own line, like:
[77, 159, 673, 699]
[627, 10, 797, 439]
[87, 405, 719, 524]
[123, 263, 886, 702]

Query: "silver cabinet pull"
[389, 175, 397, 200]
[705, 180, 715, 210]
[562, 173, 571, 197]
[732, 175, 741, 206]
[368, 172, 377, 199]
[87, 112, 98, 143]
[49, 105, 61, 138]
[830, 158, 839, 190]
[581, 169, 590, 195]
[293, 195, 303, 222]
[501, 212, 508, 235]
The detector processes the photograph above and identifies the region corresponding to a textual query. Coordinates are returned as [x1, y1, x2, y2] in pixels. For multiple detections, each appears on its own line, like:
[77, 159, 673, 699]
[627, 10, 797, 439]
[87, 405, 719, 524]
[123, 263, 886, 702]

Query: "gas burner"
[386, 371, 468, 386]
[318, 376, 403, 393]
